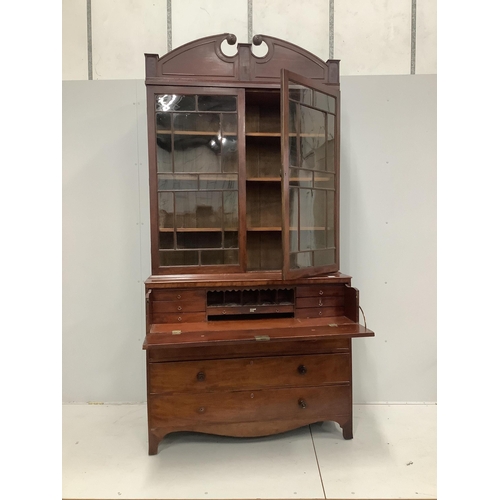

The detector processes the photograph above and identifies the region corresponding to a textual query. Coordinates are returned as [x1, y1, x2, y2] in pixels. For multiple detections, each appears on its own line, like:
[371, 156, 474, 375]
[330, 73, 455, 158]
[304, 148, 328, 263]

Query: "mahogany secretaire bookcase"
[142, 33, 374, 455]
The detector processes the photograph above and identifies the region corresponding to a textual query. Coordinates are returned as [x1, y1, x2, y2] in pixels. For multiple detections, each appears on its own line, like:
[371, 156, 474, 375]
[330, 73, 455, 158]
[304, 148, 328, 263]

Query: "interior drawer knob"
[197, 371, 206, 381]
[298, 399, 307, 409]
[297, 365, 307, 375]
[319, 290, 324, 295]
[177, 294, 181, 299]
[177, 305, 182, 311]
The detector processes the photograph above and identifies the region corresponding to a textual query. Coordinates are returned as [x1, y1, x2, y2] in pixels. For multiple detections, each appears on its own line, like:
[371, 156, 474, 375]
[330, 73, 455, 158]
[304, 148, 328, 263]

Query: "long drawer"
[149, 385, 351, 426]
[148, 353, 350, 394]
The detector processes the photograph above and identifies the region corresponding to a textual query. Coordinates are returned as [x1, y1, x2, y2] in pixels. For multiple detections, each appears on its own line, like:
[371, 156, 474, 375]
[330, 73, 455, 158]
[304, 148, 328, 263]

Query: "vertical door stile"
[238, 89, 247, 271]
[281, 70, 291, 277]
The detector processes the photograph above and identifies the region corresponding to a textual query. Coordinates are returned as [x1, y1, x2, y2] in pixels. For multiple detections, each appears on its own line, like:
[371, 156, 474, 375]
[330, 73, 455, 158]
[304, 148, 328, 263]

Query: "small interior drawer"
[152, 289, 205, 302]
[151, 311, 206, 324]
[296, 296, 344, 309]
[296, 285, 345, 298]
[152, 300, 205, 313]
[295, 307, 344, 319]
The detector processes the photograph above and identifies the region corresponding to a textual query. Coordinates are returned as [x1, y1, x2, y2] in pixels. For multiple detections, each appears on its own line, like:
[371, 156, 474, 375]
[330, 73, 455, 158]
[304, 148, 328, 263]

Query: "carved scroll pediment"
[145, 33, 339, 85]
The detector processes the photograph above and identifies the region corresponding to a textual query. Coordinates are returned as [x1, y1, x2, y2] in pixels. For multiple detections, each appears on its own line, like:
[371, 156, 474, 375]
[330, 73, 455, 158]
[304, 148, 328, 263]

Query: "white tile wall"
[62, 1, 437, 80]
[62, 0, 88, 80]
[416, 0, 437, 74]
[172, 0, 248, 50]
[334, 0, 411, 75]
[253, 0, 329, 62]
[91, 0, 167, 79]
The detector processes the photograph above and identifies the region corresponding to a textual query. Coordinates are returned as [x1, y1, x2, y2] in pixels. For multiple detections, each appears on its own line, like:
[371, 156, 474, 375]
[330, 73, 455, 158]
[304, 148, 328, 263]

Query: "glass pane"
[299, 106, 326, 171]
[175, 192, 222, 229]
[223, 191, 239, 230]
[289, 188, 299, 252]
[290, 252, 312, 269]
[174, 113, 220, 133]
[156, 113, 171, 132]
[158, 174, 198, 191]
[198, 95, 237, 112]
[158, 192, 174, 228]
[222, 113, 237, 135]
[173, 135, 220, 173]
[300, 230, 326, 251]
[201, 250, 238, 265]
[299, 189, 326, 251]
[156, 144, 173, 173]
[223, 231, 238, 248]
[159, 232, 174, 250]
[314, 91, 336, 114]
[289, 85, 313, 106]
[159, 250, 198, 266]
[221, 138, 238, 173]
[326, 191, 335, 248]
[313, 172, 335, 190]
[199, 174, 237, 190]
[177, 231, 222, 249]
[290, 168, 313, 188]
[313, 249, 335, 267]
[327, 114, 335, 173]
[156, 94, 196, 112]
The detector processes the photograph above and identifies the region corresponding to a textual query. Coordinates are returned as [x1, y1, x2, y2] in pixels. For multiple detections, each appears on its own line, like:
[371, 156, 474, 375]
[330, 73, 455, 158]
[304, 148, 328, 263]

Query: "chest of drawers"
[143, 280, 374, 455]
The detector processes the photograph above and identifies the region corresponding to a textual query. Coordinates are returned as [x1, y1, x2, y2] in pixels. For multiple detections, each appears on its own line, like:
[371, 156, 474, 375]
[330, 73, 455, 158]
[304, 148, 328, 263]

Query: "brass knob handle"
[319, 290, 324, 295]
[177, 305, 182, 311]
[197, 371, 205, 381]
[177, 316, 182, 321]
[298, 399, 307, 409]
[319, 300, 323, 306]
[318, 311, 322, 316]
[198, 407, 205, 413]
[177, 294, 181, 299]
[297, 365, 307, 375]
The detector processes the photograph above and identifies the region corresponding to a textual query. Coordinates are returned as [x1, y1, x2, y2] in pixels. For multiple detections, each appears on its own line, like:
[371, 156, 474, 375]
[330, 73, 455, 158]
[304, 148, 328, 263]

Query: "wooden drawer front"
[295, 307, 344, 319]
[152, 289, 206, 302]
[296, 296, 344, 309]
[152, 300, 205, 314]
[296, 285, 345, 298]
[149, 385, 350, 426]
[148, 338, 351, 362]
[151, 312, 206, 324]
[149, 353, 350, 394]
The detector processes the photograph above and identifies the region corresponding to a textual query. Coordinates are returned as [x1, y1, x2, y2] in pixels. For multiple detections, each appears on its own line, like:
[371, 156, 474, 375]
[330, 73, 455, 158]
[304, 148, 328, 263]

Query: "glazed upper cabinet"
[146, 34, 341, 279]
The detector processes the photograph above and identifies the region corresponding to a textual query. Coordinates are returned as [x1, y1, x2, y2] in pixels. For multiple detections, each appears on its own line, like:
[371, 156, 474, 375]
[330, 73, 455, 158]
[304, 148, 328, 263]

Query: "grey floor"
[62, 404, 436, 499]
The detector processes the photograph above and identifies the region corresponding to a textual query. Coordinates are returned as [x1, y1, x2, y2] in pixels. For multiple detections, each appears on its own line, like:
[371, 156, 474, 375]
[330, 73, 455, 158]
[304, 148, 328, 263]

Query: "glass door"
[281, 70, 340, 279]
[152, 88, 245, 273]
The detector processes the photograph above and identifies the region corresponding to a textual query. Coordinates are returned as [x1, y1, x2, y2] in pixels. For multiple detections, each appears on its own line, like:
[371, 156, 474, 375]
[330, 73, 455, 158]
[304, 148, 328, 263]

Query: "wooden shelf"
[246, 177, 281, 182]
[247, 227, 282, 232]
[290, 227, 326, 231]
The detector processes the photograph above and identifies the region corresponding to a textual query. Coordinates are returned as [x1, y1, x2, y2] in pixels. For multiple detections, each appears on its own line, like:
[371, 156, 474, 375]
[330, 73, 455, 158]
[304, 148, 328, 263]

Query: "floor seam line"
[309, 424, 327, 499]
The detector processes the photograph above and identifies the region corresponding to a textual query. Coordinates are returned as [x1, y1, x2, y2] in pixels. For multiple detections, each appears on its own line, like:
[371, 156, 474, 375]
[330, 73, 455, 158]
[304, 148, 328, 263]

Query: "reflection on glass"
[198, 95, 237, 112]
[157, 145, 173, 173]
[158, 193, 173, 228]
[289, 85, 313, 106]
[175, 192, 222, 229]
[199, 174, 237, 190]
[290, 168, 313, 188]
[289, 188, 299, 252]
[314, 91, 336, 114]
[223, 191, 239, 230]
[300, 105, 326, 171]
[174, 113, 220, 133]
[313, 172, 335, 190]
[158, 174, 198, 191]
[200, 250, 238, 265]
[160, 250, 198, 266]
[156, 94, 196, 112]
[222, 114, 237, 135]
[313, 249, 335, 266]
[327, 191, 335, 248]
[290, 251, 312, 269]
